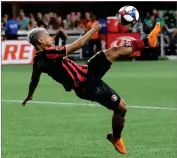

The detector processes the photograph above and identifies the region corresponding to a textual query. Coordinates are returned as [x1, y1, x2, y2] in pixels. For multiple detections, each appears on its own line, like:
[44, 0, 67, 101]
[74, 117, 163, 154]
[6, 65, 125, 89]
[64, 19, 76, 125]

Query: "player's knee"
[118, 99, 127, 113]
[109, 95, 127, 113]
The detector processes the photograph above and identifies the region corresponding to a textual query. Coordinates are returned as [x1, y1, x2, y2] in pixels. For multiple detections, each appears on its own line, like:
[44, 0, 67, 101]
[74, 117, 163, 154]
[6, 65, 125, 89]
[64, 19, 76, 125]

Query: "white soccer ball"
[117, 5, 139, 26]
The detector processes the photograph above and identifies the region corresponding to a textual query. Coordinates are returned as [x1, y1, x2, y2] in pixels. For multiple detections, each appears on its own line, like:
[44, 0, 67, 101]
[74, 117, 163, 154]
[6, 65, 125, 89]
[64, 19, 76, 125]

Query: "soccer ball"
[117, 5, 139, 26]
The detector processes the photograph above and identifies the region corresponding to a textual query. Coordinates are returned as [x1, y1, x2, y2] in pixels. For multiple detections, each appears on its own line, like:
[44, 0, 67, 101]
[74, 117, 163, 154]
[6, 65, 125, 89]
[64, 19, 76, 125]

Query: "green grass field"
[2, 60, 177, 158]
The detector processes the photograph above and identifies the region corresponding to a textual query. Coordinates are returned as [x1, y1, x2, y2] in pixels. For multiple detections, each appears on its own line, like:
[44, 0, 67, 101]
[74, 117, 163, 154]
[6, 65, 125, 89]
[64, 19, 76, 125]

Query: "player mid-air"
[22, 6, 161, 154]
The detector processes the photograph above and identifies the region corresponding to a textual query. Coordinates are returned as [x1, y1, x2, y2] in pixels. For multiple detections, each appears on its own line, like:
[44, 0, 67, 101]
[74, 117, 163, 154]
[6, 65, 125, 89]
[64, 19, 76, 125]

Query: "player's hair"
[27, 27, 47, 47]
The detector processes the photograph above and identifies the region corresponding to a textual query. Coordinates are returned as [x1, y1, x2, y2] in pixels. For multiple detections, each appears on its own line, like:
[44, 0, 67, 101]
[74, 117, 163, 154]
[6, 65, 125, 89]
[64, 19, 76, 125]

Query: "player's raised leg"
[104, 22, 161, 62]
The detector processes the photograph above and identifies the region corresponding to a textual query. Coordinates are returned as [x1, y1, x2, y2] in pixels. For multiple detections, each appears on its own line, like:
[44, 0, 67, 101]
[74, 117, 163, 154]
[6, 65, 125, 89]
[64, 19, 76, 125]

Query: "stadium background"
[2, 1, 177, 158]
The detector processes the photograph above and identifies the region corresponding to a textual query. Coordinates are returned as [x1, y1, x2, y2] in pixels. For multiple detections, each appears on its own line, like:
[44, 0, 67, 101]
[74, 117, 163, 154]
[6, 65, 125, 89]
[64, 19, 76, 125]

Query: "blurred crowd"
[2, 8, 176, 34]
[1, 9, 95, 32]
[143, 9, 177, 54]
[1, 10, 101, 56]
[143, 9, 177, 39]
[1, 8, 177, 55]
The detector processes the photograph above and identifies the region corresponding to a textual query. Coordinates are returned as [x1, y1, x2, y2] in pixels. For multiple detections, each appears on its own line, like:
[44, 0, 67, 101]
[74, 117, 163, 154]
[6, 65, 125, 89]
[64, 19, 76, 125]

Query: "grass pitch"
[2, 60, 177, 158]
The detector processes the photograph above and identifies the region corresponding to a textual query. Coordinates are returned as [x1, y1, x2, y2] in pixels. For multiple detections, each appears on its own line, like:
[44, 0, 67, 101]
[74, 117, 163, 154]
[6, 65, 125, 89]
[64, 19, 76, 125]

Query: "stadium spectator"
[70, 13, 77, 29]
[143, 12, 154, 34]
[163, 10, 176, 29]
[164, 11, 177, 38]
[83, 12, 91, 27]
[36, 12, 43, 27]
[48, 12, 54, 19]
[75, 12, 85, 30]
[167, 12, 177, 39]
[71, 12, 75, 16]
[4, 14, 19, 39]
[17, 10, 30, 30]
[29, 13, 34, 20]
[53, 13, 58, 19]
[63, 14, 71, 30]
[50, 12, 57, 27]
[76, 12, 81, 21]
[53, 16, 64, 30]
[86, 14, 101, 56]
[152, 9, 160, 27]
[154, 11, 165, 31]
[75, 12, 82, 28]
[2, 14, 8, 29]
[27, 17, 38, 30]
[163, 10, 177, 54]
[43, 14, 51, 29]
[152, 9, 158, 19]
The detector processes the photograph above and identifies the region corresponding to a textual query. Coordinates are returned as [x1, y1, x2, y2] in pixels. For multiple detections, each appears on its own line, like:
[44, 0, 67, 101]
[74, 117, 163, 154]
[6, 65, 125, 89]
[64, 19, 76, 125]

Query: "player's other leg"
[105, 98, 127, 154]
[104, 22, 161, 62]
[74, 79, 127, 154]
[89, 80, 127, 154]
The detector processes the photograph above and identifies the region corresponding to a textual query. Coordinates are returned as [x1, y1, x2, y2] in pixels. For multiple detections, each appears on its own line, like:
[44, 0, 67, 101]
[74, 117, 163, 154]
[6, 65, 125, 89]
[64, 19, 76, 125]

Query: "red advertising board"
[2, 40, 36, 65]
[2, 33, 140, 65]
[107, 33, 141, 57]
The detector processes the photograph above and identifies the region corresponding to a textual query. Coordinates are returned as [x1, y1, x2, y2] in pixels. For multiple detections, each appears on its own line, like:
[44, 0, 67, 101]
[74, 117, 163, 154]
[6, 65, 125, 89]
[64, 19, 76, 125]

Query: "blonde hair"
[27, 27, 47, 46]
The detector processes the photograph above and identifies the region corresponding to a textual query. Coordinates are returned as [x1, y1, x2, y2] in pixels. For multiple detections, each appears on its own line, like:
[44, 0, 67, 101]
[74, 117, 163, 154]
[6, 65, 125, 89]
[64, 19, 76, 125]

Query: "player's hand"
[92, 22, 101, 31]
[22, 96, 33, 106]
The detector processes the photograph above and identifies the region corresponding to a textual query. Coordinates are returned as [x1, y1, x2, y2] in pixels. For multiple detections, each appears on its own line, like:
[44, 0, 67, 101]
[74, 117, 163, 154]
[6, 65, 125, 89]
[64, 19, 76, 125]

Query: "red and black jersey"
[31, 46, 88, 91]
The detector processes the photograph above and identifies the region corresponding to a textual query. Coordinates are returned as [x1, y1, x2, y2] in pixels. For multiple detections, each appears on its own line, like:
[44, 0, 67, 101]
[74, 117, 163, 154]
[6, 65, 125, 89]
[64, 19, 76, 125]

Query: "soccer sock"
[112, 113, 125, 139]
[130, 38, 148, 52]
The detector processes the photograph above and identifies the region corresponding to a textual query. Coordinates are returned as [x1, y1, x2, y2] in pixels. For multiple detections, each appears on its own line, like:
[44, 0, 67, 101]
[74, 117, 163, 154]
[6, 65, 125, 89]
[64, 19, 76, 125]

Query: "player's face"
[39, 31, 54, 47]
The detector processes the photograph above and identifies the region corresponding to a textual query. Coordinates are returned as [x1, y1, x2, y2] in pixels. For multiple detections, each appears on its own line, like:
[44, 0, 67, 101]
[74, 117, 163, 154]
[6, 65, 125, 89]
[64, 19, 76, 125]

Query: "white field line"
[2, 99, 177, 111]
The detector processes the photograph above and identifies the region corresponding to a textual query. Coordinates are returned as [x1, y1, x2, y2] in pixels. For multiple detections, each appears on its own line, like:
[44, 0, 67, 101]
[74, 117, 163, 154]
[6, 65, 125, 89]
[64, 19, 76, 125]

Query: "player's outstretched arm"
[65, 22, 101, 55]
[22, 65, 42, 106]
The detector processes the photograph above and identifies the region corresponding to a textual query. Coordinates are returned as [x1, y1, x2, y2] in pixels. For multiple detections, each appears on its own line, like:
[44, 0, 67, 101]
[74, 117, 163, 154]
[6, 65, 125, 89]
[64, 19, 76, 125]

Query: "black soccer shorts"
[74, 51, 121, 110]
[86, 51, 112, 81]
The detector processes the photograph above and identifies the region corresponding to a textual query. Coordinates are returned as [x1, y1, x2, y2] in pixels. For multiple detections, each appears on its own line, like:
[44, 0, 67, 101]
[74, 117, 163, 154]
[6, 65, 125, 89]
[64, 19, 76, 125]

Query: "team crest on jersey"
[111, 95, 117, 102]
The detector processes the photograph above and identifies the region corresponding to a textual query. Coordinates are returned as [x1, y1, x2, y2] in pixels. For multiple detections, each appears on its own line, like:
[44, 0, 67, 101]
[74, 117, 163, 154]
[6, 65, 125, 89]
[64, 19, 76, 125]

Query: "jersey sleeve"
[31, 61, 42, 83]
[26, 61, 42, 98]
[45, 45, 67, 60]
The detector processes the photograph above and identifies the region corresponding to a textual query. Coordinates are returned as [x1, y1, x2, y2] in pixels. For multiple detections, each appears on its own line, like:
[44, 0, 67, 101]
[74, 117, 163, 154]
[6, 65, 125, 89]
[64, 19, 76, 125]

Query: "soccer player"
[22, 22, 161, 154]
